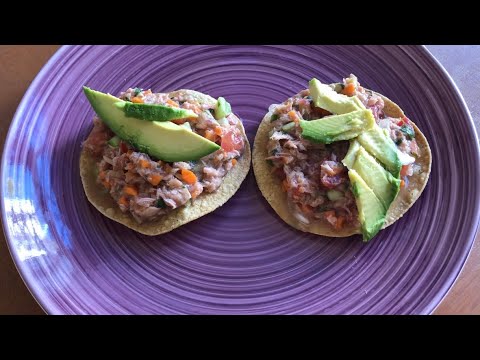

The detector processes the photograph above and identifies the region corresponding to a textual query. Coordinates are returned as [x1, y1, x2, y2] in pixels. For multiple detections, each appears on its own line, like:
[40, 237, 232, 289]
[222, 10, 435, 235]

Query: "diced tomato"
[400, 165, 410, 177]
[398, 116, 410, 127]
[320, 174, 345, 189]
[120, 141, 129, 154]
[221, 129, 244, 152]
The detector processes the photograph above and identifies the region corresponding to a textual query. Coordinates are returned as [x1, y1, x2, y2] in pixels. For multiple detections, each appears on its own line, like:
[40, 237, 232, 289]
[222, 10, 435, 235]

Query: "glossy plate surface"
[2, 45, 479, 314]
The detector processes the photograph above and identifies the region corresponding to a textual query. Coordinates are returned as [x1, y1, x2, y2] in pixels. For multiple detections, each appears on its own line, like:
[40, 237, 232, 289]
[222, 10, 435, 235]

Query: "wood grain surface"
[0, 45, 478, 314]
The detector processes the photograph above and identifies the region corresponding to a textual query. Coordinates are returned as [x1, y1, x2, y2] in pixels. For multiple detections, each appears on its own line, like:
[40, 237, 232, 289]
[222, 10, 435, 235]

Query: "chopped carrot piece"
[231, 158, 237, 166]
[335, 216, 345, 230]
[181, 169, 197, 185]
[214, 127, 223, 136]
[400, 180, 405, 188]
[99, 170, 106, 180]
[172, 119, 187, 125]
[342, 83, 356, 96]
[205, 129, 216, 141]
[131, 97, 144, 103]
[143, 89, 152, 95]
[186, 117, 198, 122]
[123, 185, 138, 196]
[118, 196, 128, 206]
[102, 180, 111, 190]
[139, 159, 150, 168]
[288, 110, 298, 122]
[400, 165, 409, 177]
[147, 174, 163, 186]
[282, 179, 290, 192]
[166, 99, 179, 107]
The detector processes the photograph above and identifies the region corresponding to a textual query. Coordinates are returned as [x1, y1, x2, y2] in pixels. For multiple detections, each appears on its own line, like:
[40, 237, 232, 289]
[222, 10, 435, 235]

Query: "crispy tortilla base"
[80, 90, 251, 236]
[252, 89, 432, 237]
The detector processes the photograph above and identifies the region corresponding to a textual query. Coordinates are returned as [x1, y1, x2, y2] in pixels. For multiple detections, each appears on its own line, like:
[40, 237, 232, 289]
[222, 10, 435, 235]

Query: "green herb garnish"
[156, 198, 166, 208]
[351, 183, 359, 197]
[400, 125, 415, 140]
[133, 87, 143, 96]
[270, 114, 279, 122]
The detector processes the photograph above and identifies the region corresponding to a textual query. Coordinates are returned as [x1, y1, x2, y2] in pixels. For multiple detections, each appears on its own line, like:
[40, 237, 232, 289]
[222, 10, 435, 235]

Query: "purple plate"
[2, 45, 479, 314]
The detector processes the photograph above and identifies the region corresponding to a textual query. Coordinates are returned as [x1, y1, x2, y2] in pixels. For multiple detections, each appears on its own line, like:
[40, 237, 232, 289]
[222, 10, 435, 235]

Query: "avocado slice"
[83, 87, 220, 162]
[107, 135, 120, 147]
[357, 126, 402, 177]
[214, 97, 232, 120]
[181, 122, 192, 131]
[309, 78, 365, 114]
[342, 139, 361, 169]
[115, 102, 197, 121]
[348, 169, 386, 242]
[298, 109, 375, 144]
[352, 147, 401, 209]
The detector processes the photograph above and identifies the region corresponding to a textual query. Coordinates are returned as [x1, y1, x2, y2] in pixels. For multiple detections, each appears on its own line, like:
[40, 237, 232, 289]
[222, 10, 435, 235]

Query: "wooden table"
[0, 45, 479, 315]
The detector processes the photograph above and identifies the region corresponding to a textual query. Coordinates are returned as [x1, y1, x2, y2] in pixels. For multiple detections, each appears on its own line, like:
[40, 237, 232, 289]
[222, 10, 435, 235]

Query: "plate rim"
[0, 45, 72, 314]
[1, 45, 479, 314]
[418, 45, 480, 314]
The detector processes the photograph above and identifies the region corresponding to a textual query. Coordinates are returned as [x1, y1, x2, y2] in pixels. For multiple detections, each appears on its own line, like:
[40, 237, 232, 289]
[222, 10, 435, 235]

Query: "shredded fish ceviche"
[266, 75, 420, 230]
[83, 88, 245, 224]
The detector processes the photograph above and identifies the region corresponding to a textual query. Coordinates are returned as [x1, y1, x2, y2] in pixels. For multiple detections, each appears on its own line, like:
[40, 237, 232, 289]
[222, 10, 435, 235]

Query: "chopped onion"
[293, 211, 310, 225]
[397, 149, 415, 165]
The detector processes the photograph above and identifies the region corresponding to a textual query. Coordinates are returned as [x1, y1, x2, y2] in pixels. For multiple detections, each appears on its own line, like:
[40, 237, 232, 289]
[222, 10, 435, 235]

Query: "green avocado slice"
[298, 109, 375, 144]
[115, 102, 197, 121]
[214, 97, 232, 120]
[352, 147, 401, 209]
[348, 169, 387, 242]
[357, 126, 402, 177]
[83, 87, 220, 162]
[342, 139, 361, 169]
[309, 78, 365, 114]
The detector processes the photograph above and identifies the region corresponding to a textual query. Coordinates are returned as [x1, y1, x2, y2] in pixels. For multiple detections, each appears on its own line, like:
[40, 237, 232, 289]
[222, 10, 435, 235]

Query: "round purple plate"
[2, 46, 479, 314]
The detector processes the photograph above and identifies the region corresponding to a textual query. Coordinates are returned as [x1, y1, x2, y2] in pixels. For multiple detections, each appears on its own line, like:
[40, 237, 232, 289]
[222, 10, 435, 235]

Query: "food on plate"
[253, 75, 431, 241]
[80, 86, 251, 235]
